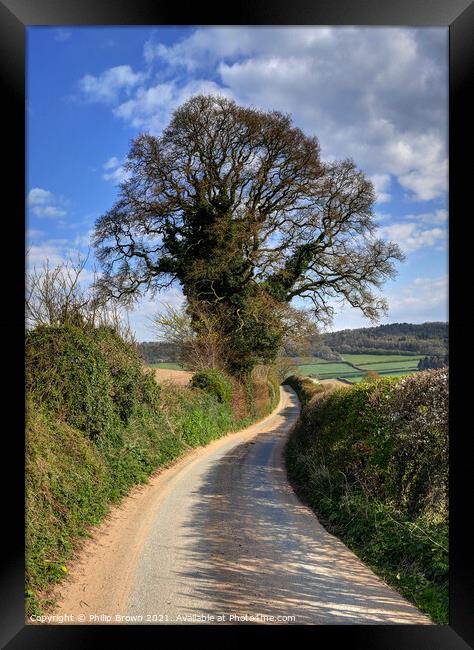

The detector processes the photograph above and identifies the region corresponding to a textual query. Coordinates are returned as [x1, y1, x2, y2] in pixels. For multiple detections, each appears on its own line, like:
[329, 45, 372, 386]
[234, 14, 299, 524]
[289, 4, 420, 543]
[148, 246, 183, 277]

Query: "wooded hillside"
[321, 322, 448, 357]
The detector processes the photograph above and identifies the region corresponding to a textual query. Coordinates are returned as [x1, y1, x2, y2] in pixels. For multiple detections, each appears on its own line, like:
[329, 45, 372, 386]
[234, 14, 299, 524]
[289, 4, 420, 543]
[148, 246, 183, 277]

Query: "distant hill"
[322, 322, 448, 357]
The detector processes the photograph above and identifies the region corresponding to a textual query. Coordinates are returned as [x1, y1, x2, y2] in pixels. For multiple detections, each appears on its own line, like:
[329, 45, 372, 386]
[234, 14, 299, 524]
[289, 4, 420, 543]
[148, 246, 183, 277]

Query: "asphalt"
[125, 386, 431, 625]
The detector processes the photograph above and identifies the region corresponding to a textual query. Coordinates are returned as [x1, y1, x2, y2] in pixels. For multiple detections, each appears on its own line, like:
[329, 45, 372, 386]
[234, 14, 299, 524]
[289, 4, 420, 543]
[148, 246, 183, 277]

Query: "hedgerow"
[286, 369, 448, 623]
[283, 374, 328, 406]
[26, 324, 279, 617]
[89, 326, 158, 422]
[190, 368, 233, 404]
[26, 325, 116, 439]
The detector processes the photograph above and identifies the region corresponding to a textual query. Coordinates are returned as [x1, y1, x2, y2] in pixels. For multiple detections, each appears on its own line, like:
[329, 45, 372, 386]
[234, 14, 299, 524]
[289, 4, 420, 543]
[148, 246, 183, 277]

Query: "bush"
[253, 380, 271, 417]
[89, 326, 161, 422]
[267, 369, 281, 410]
[25, 402, 110, 615]
[229, 377, 252, 420]
[88, 326, 144, 422]
[283, 374, 328, 406]
[26, 325, 115, 439]
[191, 368, 233, 404]
[388, 369, 448, 517]
[286, 370, 448, 623]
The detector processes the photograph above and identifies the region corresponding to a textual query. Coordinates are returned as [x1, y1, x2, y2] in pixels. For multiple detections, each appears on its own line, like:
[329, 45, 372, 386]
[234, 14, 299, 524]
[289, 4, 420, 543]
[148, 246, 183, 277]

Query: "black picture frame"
[1, 1, 472, 647]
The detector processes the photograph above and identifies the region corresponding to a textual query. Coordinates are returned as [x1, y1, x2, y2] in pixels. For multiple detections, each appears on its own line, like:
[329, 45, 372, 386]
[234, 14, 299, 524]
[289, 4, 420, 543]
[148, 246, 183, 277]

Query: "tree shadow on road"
[175, 395, 431, 625]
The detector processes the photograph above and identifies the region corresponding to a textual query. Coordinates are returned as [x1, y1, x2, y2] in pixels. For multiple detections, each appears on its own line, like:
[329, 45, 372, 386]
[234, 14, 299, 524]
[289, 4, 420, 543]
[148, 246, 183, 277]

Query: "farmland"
[341, 353, 424, 366]
[297, 362, 356, 377]
[147, 362, 185, 370]
[294, 353, 422, 383]
[146, 354, 423, 384]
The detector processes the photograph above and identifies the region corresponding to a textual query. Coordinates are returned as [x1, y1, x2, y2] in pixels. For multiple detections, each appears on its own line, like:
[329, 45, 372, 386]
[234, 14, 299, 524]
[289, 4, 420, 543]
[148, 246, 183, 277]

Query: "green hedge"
[286, 370, 448, 623]
[89, 326, 159, 421]
[26, 325, 279, 616]
[267, 370, 281, 410]
[26, 325, 116, 439]
[283, 374, 328, 406]
[190, 368, 233, 404]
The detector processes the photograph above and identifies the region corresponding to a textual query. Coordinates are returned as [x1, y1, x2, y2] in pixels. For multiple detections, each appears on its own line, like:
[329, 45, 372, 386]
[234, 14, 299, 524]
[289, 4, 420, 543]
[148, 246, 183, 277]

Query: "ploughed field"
[295, 354, 423, 384]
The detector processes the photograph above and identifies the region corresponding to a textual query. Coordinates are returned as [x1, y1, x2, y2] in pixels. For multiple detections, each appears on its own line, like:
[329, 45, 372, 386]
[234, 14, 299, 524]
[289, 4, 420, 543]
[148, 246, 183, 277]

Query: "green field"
[296, 353, 421, 384]
[359, 360, 420, 371]
[348, 370, 415, 383]
[147, 362, 185, 370]
[297, 362, 357, 377]
[342, 353, 424, 366]
[150, 355, 421, 382]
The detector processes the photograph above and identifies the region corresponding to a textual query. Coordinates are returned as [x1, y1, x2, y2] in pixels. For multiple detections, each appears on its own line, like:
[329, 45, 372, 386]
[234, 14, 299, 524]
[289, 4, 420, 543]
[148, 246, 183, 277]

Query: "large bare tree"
[94, 95, 403, 373]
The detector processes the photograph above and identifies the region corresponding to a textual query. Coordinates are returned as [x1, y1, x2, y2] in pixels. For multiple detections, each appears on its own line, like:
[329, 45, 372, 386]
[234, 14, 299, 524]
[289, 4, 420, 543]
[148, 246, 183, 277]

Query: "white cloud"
[27, 188, 67, 218]
[127, 289, 185, 341]
[78, 65, 145, 104]
[387, 275, 448, 318]
[370, 174, 391, 204]
[73, 229, 94, 248]
[325, 274, 448, 330]
[113, 79, 232, 134]
[27, 239, 73, 268]
[102, 156, 131, 184]
[26, 239, 96, 287]
[79, 28, 447, 202]
[153, 27, 447, 201]
[103, 156, 120, 170]
[144, 27, 334, 71]
[28, 188, 53, 206]
[26, 228, 44, 242]
[379, 222, 446, 253]
[405, 208, 448, 225]
[32, 205, 67, 218]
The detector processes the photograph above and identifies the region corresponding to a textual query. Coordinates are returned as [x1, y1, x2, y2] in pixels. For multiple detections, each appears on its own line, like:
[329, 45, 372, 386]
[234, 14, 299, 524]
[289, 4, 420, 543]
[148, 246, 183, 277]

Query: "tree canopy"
[94, 95, 403, 374]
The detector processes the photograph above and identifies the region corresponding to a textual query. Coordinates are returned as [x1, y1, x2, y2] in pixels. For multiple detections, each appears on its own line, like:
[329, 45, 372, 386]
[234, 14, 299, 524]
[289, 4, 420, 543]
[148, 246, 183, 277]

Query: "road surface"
[54, 386, 430, 625]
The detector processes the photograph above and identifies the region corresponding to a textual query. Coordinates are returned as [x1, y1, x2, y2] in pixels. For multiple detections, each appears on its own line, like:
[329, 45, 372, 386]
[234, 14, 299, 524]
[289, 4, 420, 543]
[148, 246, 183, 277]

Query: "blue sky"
[27, 26, 448, 341]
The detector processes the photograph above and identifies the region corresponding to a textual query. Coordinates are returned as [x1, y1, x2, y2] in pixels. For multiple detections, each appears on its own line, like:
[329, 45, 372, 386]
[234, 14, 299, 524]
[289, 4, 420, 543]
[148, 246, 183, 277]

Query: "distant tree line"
[283, 338, 341, 361]
[321, 322, 448, 357]
[137, 341, 180, 364]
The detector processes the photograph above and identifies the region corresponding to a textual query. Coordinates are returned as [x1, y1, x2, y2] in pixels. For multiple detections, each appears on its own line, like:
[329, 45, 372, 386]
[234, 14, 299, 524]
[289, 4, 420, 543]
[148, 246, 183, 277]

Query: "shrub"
[88, 326, 144, 422]
[136, 368, 162, 411]
[267, 369, 281, 410]
[191, 368, 233, 404]
[89, 326, 161, 422]
[26, 325, 115, 439]
[388, 369, 448, 517]
[286, 370, 449, 623]
[230, 377, 252, 420]
[283, 374, 328, 406]
[253, 380, 271, 417]
[362, 369, 381, 383]
[26, 403, 109, 615]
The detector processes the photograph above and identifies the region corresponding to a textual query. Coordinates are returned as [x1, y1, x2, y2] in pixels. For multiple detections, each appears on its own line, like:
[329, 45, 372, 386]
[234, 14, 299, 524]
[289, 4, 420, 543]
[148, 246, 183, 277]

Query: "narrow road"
[55, 386, 430, 625]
